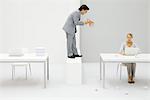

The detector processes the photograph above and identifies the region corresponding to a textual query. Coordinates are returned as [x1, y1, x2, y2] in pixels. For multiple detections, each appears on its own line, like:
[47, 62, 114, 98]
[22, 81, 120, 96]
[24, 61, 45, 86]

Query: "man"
[63, 5, 94, 58]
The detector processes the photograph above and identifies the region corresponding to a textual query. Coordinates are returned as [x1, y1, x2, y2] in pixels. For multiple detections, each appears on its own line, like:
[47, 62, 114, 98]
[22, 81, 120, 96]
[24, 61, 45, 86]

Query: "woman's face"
[127, 34, 133, 42]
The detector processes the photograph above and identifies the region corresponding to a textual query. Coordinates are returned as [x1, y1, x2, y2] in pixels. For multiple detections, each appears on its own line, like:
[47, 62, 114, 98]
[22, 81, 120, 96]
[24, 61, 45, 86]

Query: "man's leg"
[72, 34, 78, 55]
[66, 33, 74, 56]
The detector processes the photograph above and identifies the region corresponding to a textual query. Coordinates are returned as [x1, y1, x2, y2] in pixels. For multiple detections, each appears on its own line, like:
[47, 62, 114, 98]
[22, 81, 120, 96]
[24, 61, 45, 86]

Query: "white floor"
[0, 63, 149, 100]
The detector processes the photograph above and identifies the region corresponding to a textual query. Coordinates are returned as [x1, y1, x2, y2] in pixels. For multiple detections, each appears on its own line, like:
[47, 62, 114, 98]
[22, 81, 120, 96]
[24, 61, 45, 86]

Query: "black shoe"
[73, 54, 82, 57]
[68, 55, 75, 58]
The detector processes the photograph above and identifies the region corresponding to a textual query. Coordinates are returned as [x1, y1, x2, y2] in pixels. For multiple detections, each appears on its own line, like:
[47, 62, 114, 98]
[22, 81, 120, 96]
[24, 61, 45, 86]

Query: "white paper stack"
[9, 48, 24, 56]
[35, 47, 46, 56]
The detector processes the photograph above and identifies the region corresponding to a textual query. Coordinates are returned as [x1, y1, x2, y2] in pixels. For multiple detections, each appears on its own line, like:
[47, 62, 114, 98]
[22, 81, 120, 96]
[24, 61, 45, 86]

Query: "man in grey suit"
[63, 5, 94, 58]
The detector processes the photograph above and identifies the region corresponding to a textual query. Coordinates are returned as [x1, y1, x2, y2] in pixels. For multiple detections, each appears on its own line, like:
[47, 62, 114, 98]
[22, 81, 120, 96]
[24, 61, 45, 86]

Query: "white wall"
[0, 0, 80, 63]
[0, 0, 2, 48]
[148, 0, 150, 52]
[81, 0, 149, 62]
[1, 0, 149, 63]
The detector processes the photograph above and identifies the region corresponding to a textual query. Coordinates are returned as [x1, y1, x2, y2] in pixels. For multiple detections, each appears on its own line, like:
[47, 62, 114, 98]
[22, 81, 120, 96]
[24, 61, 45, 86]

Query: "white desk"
[99, 53, 150, 88]
[0, 53, 49, 88]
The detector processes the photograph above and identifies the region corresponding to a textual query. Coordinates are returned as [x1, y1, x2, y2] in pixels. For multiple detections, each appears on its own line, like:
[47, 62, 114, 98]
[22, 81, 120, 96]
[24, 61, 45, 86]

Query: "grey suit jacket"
[63, 10, 84, 34]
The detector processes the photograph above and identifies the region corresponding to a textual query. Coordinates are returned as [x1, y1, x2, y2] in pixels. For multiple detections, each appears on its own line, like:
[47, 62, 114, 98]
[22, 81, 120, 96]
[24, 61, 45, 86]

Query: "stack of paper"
[9, 48, 24, 56]
[35, 47, 46, 56]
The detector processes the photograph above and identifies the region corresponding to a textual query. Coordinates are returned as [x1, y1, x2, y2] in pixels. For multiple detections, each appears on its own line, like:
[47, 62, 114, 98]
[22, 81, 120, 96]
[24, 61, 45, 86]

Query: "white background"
[148, 0, 150, 51]
[0, 0, 150, 63]
[0, 0, 80, 63]
[0, 1, 149, 99]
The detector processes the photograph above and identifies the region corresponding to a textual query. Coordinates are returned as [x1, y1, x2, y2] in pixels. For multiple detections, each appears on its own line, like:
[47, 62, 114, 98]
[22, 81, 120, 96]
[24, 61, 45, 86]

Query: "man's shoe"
[74, 54, 82, 57]
[68, 55, 75, 58]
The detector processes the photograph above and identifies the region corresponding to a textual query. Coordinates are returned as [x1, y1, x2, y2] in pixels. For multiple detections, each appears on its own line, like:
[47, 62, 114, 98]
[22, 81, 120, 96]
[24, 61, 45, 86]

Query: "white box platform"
[65, 57, 82, 85]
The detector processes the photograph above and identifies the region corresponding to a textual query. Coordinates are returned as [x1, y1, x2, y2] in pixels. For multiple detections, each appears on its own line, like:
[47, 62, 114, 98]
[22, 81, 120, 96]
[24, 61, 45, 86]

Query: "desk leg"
[47, 57, 49, 80]
[44, 62, 47, 88]
[100, 57, 102, 80]
[103, 62, 105, 88]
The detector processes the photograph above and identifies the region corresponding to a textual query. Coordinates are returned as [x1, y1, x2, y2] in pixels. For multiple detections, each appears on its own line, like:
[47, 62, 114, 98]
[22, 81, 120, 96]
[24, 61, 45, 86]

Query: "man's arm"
[72, 13, 84, 25]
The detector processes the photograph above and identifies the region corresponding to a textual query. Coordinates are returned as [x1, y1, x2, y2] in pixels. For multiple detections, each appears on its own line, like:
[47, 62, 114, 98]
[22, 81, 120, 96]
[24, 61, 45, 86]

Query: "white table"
[0, 53, 49, 88]
[99, 53, 150, 88]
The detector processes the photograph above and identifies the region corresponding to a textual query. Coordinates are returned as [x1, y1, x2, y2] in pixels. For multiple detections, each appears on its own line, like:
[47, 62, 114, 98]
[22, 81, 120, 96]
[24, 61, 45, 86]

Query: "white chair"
[12, 63, 31, 80]
[10, 48, 32, 80]
[117, 63, 127, 80]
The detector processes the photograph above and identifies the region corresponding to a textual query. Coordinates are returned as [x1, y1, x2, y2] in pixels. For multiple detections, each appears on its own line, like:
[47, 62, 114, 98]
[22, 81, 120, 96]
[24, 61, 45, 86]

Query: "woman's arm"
[119, 43, 125, 55]
[133, 43, 142, 54]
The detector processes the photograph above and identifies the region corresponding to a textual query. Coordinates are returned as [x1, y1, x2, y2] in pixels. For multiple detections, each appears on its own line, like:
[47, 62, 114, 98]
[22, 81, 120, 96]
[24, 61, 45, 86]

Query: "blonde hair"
[127, 33, 133, 38]
[126, 33, 133, 47]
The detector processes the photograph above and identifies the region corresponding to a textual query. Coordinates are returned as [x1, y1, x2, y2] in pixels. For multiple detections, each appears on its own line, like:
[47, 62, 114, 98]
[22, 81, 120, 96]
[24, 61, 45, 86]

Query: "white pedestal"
[65, 58, 82, 85]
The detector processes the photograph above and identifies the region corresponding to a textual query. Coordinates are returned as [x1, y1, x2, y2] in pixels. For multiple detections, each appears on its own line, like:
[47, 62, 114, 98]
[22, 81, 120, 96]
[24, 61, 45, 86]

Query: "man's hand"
[84, 19, 94, 26]
[84, 20, 89, 25]
[87, 19, 94, 26]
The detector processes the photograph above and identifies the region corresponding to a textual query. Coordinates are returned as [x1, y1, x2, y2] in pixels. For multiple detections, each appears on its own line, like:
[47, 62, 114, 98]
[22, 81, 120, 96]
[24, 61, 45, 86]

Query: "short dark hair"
[79, 5, 89, 11]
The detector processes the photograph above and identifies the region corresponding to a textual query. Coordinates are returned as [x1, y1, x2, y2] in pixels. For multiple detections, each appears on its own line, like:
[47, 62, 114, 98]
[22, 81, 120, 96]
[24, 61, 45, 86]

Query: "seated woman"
[119, 32, 140, 84]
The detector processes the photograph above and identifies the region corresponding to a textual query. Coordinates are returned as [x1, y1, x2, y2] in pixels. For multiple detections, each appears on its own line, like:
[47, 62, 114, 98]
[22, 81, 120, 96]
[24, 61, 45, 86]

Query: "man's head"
[79, 5, 89, 15]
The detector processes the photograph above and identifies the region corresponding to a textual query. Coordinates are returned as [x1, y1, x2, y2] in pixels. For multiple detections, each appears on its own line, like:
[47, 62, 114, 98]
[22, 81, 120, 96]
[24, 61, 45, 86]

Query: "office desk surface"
[100, 53, 150, 63]
[0, 53, 48, 62]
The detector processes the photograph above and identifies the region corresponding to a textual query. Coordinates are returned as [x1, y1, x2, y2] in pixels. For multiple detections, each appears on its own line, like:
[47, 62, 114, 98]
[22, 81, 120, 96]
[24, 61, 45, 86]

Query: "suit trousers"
[66, 32, 78, 56]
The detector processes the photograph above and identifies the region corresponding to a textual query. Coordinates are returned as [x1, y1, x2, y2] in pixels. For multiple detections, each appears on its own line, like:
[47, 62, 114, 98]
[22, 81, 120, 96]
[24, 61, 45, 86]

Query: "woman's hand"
[119, 52, 126, 55]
